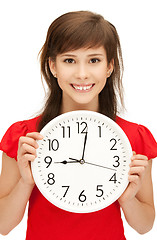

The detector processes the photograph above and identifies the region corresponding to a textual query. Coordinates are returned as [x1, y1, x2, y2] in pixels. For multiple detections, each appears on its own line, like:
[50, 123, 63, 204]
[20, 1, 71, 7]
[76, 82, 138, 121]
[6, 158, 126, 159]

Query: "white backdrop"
[0, 0, 157, 239]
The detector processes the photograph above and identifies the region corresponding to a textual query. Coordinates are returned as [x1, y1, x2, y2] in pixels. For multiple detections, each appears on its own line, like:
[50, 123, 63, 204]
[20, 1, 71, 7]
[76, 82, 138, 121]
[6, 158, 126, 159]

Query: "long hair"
[38, 11, 124, 131]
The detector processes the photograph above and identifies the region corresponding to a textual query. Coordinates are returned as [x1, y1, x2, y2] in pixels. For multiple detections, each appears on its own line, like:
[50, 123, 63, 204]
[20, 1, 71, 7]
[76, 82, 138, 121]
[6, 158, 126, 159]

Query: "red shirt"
[1, 116, 157, 240]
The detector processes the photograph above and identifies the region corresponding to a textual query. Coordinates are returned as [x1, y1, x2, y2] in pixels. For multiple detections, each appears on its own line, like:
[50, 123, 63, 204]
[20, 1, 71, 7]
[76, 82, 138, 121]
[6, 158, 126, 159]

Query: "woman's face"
[49, 46, 114, 113]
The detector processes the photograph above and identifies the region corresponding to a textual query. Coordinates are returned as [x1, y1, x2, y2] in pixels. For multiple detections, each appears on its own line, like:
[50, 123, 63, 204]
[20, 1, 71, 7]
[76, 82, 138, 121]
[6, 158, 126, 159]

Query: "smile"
[71, 84, 94, 91]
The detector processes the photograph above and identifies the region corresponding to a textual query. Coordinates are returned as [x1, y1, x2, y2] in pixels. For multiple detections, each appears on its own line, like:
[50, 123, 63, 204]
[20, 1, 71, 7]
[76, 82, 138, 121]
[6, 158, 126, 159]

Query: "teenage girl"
[0, 11, 157, 240]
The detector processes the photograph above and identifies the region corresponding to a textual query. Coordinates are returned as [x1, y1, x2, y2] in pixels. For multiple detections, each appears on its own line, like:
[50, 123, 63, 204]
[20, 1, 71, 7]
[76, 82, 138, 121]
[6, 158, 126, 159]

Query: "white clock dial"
[31, 111, 132, 213]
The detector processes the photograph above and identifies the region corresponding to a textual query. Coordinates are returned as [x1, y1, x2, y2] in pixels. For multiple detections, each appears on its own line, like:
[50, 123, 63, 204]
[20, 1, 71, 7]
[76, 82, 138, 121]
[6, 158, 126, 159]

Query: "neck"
[60, 97, 99, 114]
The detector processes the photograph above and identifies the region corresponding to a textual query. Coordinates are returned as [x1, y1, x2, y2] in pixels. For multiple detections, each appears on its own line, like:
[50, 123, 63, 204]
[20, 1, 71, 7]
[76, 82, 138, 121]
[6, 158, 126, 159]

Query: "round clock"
[31, 110, 132, 213]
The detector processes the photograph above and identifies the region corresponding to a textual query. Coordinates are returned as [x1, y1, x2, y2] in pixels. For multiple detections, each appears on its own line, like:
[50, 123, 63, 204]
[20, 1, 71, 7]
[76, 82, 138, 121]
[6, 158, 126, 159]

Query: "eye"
[89, 58, 100, 64]
[64, 58, 75, 64]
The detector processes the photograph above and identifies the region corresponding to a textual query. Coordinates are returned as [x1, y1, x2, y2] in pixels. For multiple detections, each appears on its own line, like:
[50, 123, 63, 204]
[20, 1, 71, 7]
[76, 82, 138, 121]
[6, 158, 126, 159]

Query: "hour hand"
[54, 160, 80, 164]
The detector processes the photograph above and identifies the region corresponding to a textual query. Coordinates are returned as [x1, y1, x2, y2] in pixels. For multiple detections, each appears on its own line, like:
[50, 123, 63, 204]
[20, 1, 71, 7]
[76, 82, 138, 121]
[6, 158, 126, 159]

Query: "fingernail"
[40, 134, 43, 139]
[36, 143, 39, 149]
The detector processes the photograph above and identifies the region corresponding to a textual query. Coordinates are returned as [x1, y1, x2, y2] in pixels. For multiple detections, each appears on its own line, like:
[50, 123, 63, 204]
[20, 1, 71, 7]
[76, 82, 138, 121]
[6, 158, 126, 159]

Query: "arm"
[0, 132, 43, 235]
[0, 154, 34, 235]
[118, 153, 155, 234]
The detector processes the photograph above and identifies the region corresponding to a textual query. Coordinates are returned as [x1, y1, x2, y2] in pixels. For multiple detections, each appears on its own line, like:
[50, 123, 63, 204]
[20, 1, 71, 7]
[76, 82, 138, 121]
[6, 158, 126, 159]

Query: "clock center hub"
[80, 159, 85, 164]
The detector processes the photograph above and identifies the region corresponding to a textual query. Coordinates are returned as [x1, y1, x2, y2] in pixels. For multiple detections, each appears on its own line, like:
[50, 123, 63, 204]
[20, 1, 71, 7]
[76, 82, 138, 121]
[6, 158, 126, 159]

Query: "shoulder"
[116, 116, 140, 145]
[4, 115, 41, 136]
[0, 116, 41, 160]
[116, 116, 139, 135]
[22, 115, 41, 132]
[116, 116, 157, 160]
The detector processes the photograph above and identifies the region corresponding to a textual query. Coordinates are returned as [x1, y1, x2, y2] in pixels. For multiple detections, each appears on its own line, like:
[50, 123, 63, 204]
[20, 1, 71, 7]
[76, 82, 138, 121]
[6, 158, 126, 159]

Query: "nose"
[75, 63, 89, 80]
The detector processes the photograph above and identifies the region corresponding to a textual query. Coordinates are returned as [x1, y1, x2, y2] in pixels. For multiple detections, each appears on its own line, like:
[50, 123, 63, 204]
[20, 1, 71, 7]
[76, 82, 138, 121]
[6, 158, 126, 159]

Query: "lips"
[71, 84, 94, 91]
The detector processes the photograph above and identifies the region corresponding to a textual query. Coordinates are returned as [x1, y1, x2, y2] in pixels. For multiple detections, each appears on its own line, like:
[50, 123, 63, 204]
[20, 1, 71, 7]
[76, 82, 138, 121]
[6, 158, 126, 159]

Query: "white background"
[0, 0, 157, 239]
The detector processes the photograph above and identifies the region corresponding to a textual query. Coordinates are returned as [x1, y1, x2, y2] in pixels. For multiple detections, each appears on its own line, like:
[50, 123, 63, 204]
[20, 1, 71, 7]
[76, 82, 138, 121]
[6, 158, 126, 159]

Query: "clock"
[31, 110, 132, 213]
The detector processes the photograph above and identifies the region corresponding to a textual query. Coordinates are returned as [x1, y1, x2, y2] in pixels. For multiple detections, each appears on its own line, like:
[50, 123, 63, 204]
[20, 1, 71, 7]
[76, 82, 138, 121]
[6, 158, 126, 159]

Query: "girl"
[0, 11, 157, 240]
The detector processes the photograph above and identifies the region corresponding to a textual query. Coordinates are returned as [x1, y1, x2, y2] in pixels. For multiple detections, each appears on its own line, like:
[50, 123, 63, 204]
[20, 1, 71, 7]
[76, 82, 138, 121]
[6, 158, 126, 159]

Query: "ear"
[107, 59, 114, 78]
[49, 58, 57, 77]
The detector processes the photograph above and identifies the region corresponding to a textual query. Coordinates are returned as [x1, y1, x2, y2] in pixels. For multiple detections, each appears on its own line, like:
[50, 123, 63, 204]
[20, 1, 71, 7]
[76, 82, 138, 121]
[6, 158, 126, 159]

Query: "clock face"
[31, 111, 132, 213]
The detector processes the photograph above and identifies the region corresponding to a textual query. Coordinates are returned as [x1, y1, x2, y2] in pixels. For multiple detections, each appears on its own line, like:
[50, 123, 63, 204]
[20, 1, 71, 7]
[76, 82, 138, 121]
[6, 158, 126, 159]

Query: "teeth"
[73, 84, 93, 90]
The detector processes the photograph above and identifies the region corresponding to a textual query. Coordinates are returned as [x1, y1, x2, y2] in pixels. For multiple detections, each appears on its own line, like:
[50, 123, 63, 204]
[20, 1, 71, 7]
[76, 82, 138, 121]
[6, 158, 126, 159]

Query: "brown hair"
[38, 11, 124, 131]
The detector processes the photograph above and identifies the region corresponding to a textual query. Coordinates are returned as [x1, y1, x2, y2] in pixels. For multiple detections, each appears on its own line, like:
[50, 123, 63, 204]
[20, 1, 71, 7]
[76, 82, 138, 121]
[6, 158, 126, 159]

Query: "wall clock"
[31, 110, 132, 213]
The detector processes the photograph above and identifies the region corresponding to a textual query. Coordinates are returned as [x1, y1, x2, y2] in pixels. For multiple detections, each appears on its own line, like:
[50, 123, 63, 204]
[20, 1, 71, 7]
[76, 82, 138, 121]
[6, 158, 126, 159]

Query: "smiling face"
[49, 46, 114, 113]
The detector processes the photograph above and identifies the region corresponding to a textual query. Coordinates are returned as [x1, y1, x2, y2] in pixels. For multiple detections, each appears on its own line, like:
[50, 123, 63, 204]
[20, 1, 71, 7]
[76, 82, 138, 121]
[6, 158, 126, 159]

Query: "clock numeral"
[62, 186, 70, 197]
[47, 173, 55, 185]
[76, 121, 88, 134]
[61, 126, 70, 138]
[113, 156, 120, 168]
[44, 156, 53, 168]
[78, 190, 87, 202]
[109, 173, 117, 184]
[96, 185, 104, 197]
[98, 126, 102, 138]
[110, 138, 117, 150]
[48, 139, 59, 151]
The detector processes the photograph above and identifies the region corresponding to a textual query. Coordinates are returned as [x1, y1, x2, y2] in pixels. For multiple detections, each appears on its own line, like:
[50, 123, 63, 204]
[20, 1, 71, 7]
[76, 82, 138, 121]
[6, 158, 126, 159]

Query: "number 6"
[78, 190, 87, 202]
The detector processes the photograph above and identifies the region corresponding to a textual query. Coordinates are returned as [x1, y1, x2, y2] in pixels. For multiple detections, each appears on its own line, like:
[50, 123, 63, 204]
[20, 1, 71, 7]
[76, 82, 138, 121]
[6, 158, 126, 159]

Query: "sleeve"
[134, 125, 157, 160]
[0, 121, 29, 161]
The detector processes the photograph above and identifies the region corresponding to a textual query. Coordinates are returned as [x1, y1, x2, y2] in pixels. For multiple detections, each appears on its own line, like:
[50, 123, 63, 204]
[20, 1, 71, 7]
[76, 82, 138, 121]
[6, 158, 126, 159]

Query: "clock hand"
[81, 131, 88, 160]
[69, 157, 117, 171]
[54, 160, 80, 164]
[85, 161, 117, 171]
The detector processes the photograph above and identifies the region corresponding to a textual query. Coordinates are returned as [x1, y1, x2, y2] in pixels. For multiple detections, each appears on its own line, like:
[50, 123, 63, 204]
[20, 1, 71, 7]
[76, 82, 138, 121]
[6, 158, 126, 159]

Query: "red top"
[0, 116, 157, 240]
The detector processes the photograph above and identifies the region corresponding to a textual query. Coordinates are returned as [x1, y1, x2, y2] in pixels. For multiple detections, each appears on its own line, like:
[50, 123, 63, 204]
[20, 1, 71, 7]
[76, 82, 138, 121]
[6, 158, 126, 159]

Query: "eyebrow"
[60, 53, 104, 57]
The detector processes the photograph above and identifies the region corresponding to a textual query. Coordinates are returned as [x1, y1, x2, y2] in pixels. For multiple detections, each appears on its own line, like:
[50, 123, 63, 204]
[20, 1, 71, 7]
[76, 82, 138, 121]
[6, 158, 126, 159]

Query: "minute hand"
[85, 161, 117, 171]
[69, 158, 117, 171]
[81, 132, 88, 160]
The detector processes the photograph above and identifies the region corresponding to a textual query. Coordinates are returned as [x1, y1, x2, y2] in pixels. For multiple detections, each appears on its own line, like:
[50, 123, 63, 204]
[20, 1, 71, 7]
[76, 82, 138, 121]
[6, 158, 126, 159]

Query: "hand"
[54, 160, 80, 164]
[118, 151, 148, 205]
[81, 131, 88, 160]
[17, 132, 43, 186]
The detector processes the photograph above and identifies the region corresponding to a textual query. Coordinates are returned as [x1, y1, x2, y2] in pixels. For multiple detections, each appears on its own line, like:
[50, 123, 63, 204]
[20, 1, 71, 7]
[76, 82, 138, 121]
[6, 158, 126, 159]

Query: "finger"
[26, 132, 43, 140]
[132, 151, 136, 156]
[128, 174, 139, 184]
[131, 154, 148, 161]
[130, 159, 148, 168]
[19, 136, 39, 149]
[129, 166, 145, 177]
[20, 143, 37, 156]
[23, 153, 36, 162]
